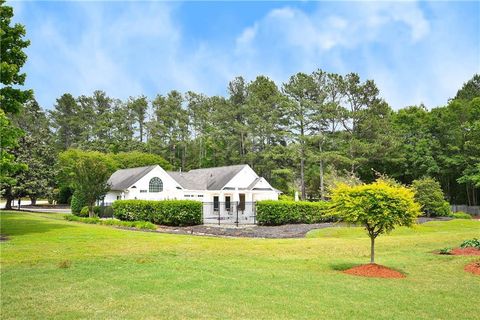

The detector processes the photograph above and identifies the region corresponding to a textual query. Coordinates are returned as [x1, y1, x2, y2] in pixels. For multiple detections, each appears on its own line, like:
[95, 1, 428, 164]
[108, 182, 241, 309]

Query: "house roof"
[167, 164, 248, 190]
[107, 165, 157, 191]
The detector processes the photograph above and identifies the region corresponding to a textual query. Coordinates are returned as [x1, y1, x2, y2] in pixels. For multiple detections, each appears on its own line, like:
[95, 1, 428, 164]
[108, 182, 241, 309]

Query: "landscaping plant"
[412, 177, 451, 217]
[330, 179, 421, 264]
[460, 238, 480, 249]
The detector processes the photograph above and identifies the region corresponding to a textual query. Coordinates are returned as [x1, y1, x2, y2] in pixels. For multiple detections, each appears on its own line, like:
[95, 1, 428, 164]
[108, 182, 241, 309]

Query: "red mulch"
[450, 247, 480, 256]
[343, 263, 405, 278]
[464, 261, 480, 275]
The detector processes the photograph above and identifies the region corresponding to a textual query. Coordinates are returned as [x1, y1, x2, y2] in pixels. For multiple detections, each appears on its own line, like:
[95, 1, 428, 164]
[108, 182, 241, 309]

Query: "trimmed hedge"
[112, 200, 202, 226]
[256, 200, 335, 226]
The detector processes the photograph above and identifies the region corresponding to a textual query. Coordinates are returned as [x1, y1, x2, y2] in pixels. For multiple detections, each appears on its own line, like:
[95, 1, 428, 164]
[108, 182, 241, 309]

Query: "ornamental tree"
[330, 180, 421, 264]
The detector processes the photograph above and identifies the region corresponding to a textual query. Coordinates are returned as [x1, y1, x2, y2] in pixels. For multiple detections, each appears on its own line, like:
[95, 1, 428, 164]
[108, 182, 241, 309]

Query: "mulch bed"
[343, 263, 406, 278]
[450, 247, 480, 256]
[464, 261, 480, 275]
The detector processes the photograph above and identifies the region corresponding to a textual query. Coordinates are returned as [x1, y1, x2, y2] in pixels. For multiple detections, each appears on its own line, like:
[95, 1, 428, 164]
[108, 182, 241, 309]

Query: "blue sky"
[9, 0, 480, 110]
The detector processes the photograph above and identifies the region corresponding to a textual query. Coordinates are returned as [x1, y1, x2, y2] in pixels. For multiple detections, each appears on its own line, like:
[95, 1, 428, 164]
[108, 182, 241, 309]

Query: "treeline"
[4, 71, 480, 206]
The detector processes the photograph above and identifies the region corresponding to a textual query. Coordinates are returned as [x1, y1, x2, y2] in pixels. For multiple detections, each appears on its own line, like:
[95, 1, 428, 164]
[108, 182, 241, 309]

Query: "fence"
[202, 201, 256, 225]
[450, 205, 480, 215]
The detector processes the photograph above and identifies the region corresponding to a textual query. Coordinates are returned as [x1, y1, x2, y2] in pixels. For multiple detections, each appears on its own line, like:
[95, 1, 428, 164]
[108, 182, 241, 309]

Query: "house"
[104, 164, 280, 224]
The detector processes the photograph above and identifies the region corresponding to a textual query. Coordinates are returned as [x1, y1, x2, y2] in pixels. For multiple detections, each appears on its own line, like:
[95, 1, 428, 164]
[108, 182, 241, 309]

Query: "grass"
[1, 211, 479, 319]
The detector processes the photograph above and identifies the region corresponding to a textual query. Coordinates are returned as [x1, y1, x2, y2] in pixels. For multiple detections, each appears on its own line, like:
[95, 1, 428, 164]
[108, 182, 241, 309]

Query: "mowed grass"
[1, 211, 479, 319]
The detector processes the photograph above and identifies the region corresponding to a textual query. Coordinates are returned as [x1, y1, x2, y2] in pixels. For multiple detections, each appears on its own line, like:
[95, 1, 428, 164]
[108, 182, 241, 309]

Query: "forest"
[1, 1, 479, 207]
[2, 71, 480, 206]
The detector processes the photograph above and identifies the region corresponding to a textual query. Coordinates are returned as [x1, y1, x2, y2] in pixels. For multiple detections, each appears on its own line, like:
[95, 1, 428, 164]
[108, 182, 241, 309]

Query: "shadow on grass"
[0, 211, 73, 237]
[329, 262, 359, 271]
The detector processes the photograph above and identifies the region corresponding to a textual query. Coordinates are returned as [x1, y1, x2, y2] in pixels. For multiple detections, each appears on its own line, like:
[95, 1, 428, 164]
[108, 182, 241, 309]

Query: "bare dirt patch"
[343, 263, 406, 278]
[464, 261, 480, 275]
[451, 247, 480, 256]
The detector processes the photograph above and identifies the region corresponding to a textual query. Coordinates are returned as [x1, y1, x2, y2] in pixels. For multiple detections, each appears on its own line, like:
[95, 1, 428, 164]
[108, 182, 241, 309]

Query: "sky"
[9, 0, 480, 110]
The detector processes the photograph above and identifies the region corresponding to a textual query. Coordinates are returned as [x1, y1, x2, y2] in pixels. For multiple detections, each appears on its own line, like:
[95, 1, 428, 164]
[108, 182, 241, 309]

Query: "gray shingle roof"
[167, 164, 248, 190]
[107, 165, 157, 191]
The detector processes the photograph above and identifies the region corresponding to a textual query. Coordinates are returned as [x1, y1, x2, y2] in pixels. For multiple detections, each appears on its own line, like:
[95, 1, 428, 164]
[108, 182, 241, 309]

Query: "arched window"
[149, 177, 163, 193]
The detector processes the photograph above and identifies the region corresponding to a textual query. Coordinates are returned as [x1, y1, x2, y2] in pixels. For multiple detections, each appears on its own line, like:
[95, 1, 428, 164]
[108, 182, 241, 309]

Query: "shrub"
[80, 206, 90, 217]
[412, 177, 451, 217]
[112, 200, 202, 226]
[439, 247, 452, 255]
[450, 212, 472, 219]
[95, 206, 114, 218]
[460, 238, 480, 249]
[64, 215, 156, 230]
[256, 200, 333, 226]
[71, 191, 87, 215]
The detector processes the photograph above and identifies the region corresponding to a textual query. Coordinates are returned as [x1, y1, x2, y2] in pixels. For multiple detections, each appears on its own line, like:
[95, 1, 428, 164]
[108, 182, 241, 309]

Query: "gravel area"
[155, 222, 341, 238]
[153, 217, 455, 239]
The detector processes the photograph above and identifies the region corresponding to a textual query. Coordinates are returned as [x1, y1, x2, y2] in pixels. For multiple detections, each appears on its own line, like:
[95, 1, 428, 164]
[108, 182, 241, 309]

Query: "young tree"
[58, 149, 116, 217]
[330, 180, 420, 263]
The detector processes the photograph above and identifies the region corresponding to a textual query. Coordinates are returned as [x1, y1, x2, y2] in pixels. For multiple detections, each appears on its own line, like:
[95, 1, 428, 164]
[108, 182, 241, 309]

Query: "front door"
[239, 194, 245, 211]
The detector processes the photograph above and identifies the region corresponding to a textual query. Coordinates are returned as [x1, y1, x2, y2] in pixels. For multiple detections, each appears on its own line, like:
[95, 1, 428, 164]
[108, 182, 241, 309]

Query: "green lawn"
[1, 211, 479, 319]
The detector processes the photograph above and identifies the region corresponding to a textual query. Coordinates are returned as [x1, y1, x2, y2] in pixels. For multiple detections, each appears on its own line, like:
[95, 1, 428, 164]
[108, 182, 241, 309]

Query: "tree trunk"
[5, 196, 13, 210]
[370, 236, 375, 264]
[89, 204, 94, 218]
[319, 136, 325, 201]
[300, 155, 306, 200]
[30, 197, 37, 206]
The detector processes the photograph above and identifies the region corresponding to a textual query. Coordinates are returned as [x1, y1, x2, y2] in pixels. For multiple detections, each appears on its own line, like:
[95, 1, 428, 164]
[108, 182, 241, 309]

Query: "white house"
[104, 164, 280, 224]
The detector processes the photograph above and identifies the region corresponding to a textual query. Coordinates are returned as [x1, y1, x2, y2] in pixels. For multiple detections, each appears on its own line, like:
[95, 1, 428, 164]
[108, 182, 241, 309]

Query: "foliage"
[460, 238, 480, 249]
[330, 179, 421, 263]
[58, 149, 116, 217]
[70, 190, 87, 215]
[412, 177, 451, 217]
[0, 1, 32, 114]
[438, 247, 452, 255]
[112, 200, 202, 226]
[79, 206, 90, 217]
[57, 186, 73, 204]
[64, 214, 156, 230]
[0, 109, 25, 186]
[256, 200, 334, 226]
[449, 212, 472, 219]
[111, 151, 171, 170]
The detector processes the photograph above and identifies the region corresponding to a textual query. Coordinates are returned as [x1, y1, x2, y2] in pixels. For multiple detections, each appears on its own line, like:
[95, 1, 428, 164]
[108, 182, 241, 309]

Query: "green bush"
[64, 215, 156, 230]
[80, 206, 90, 217]
[112, 200, 202, 226]
[450, 211, 472, 219]
[412, 177, 451, 217]
[71, 191, 87, 215]
[460, 238, 480, 249]
[439, 247, 452, 255]
[256, 200, 334, 226]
